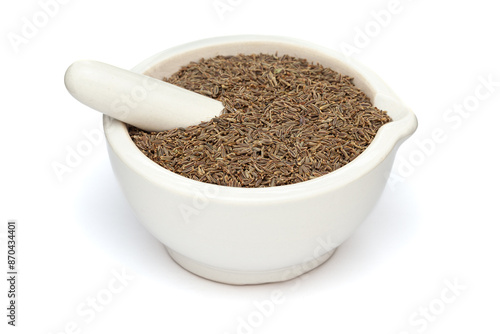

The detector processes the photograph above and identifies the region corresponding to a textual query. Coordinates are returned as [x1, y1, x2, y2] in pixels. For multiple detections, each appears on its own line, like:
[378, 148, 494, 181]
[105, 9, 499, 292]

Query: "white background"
[1, 0, 499, 333]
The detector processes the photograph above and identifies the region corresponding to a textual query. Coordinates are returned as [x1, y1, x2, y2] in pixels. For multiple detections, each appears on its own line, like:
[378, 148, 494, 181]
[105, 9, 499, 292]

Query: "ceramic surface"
[103, 35, 417, 285]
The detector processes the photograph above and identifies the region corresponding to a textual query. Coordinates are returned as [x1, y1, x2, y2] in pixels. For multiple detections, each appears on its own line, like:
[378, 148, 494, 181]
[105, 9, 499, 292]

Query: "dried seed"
[129, 53, 392, 188]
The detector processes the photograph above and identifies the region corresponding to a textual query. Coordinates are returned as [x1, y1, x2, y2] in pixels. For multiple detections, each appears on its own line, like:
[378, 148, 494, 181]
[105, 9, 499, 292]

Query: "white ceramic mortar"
[103, 35, 417, 285]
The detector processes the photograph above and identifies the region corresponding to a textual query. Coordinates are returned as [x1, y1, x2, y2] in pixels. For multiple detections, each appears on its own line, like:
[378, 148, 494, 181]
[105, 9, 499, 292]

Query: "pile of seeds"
[129, 53, 392, 187]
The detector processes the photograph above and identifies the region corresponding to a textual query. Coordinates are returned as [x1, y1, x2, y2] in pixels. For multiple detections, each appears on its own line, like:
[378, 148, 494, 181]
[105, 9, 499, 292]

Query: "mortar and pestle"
[65, 35, 417, 285]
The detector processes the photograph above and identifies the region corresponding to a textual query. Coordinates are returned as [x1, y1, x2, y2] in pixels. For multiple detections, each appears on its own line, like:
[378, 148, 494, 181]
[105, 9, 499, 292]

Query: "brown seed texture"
[129, 53, 392, 188]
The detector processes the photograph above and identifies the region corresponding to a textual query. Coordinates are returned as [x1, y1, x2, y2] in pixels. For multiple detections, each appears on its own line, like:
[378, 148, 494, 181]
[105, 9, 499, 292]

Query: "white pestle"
[64, 60, 225, 132]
